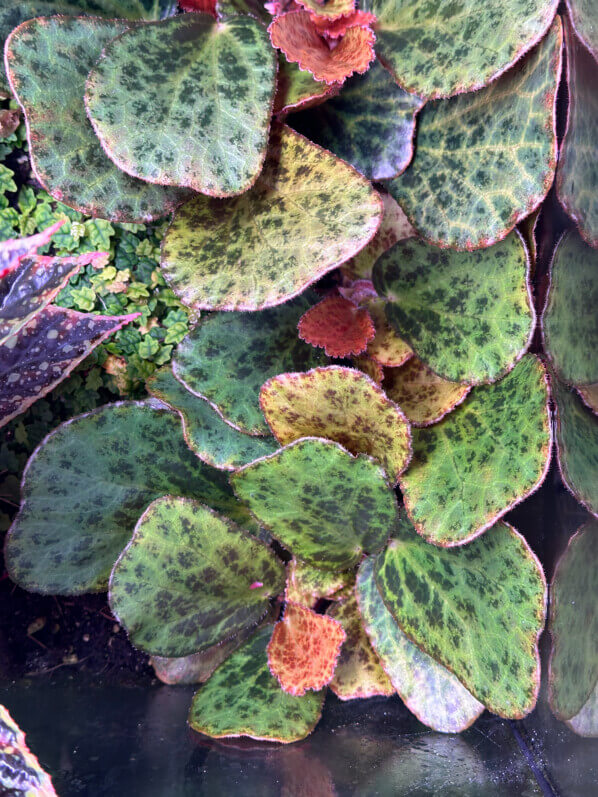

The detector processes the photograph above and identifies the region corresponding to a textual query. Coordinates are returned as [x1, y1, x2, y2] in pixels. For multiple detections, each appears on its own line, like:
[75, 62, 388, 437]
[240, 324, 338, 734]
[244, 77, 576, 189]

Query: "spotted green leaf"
[0, 250, 105, 345]
[274, 53, 340, 115]
[5, 402, 252, 594]
[400, 356, 551, 546]
[147, 367, 278, 470]
[557, 17, 598, 247]
[328, 591, 395, 701]
[285, 558, 353, 606]
[375, 513, 546, 718]
[109, 497, 285, 656]
[543, 231, 598, 386]
[160, 124, 383, 311]
[172, 295, 326, 436]
[565, 0, 598, 60]
[85, 14, 276, 197]
[386, 18, 562, 249]
[356, 556, 484, 731]
[549, 520, 598, 720]
[554, 378, 598, 517]
[290, 60, 424, 181]
[373, 232, 534, 384]
[5, 17, 190, 222]
[0, 306, 137, 429]
[231, 438, 399, 570]
[189, 625, 325, 743]
[362, 0, 558, 99]
[260, 366, 411, 484]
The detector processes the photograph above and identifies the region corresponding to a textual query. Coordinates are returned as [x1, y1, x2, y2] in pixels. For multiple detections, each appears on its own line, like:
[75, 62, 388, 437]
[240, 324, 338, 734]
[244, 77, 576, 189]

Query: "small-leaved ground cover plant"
[1, 0, 598, 745]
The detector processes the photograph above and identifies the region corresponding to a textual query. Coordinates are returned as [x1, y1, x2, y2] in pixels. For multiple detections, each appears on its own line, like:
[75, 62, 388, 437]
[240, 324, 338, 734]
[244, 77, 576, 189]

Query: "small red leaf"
[298, 294, 375, 357]
[179, 0, 217, 15]
[267, 602, 346, 695]
[269, 11, 375, 85]
[312, 10, 376, 39]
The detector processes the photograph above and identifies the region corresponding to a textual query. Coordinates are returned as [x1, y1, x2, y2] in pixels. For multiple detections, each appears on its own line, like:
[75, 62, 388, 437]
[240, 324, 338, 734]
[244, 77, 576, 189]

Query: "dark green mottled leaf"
[5, 16, 190, 222]
[373, 232, 533, 384]
[109, 497, 285, 656]
[356, 556, 483, 731]
[160, 124, 383, 311]
[565, 0, 598, 60]
[290, 60, 423, 180]
[0, 306, 137, 428]
[543, 231, 598, 385]
[400, 356, 551, 546]
[85, 14, 276, 196]
[172, 295, 326, 436]
[231, 437, 399, 570]
[375, 513, 546, 718]
[147, 367, 278, 470]
[5, 402, 252, 594]
[362, 0, 558, 99]
[557, 17, 598, 247]
[0, 249, 105, 345]
[549, 520, 598, 720]
[554, 378, 598, 516]
[386, 18, 562, 249]
[189, 625, 325, 743]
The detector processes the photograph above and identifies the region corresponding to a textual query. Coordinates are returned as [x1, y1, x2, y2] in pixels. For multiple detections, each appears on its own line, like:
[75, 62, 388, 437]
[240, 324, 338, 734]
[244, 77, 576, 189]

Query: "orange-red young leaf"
[298, 294, 375, 357]
[269, 11, 375, 85]
[312, 10, 376, 38]
[267, 602, 346, 696]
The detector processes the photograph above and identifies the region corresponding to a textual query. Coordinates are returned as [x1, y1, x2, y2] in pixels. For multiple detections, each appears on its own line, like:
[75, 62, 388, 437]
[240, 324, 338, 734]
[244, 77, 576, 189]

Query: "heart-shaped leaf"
[231, 437, 399, 569]
[375, 513, 546, 718]
[565, 0, 598, 60]
[267, 602, 346, 695]
[543, 231, 598, 386]
[5, 402, 252, 594]
[290, 59, 424, 180]
[160, 124, 382, 311]
[553, 378, 598, 516]
[297, 295, 375, 357]
[356, 556, 484, 731]
[386, 18, 562, 249]
[548, 520, 598, 720]
[110, 497, 285, 656]
[269, 12, 375, 85]
[365, 299, 412, 368]
[400, 356, 551, 546]
[260, 365, 411, 484]
[0, 306, 137, 428]
[285, 558, 353, 606]
[172, 295, 326, 436]
[342, 191, 413, 281]
[0, 249, 105, 345]
[328, 592, 395, 701]
[147, 367, 278, 470]
[85, 14, 276, 197]
[556, 17, 598, 247]
[189, 625, 325, 743]
[362, 0, 558, 99]
[384, 357, 472, 426]
[373, 232, 534, 384]
[274, 52, 340, 115]
[5, 16, 191, 222]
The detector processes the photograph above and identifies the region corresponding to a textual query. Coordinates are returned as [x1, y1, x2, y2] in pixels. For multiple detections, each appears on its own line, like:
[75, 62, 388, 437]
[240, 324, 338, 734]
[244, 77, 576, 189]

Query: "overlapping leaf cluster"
[1, 0, 597, 745]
